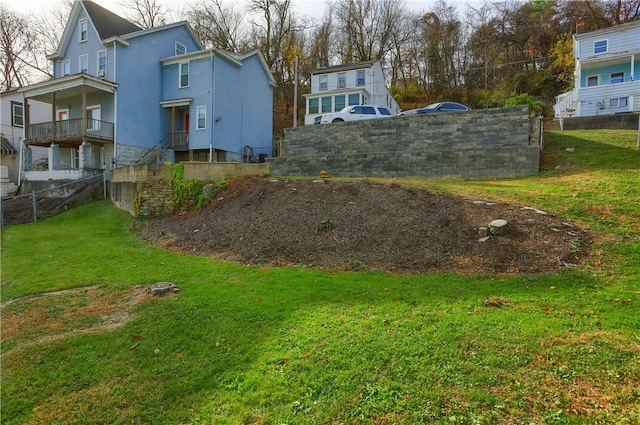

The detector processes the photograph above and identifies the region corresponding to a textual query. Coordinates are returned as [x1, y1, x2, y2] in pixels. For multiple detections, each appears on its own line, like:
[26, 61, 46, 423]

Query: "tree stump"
[489, 219, 510, 236]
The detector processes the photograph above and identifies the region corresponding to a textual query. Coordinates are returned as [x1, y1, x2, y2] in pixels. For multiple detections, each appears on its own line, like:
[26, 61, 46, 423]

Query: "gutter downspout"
[209, 49, 215, 162]
[113, 40, 118, 165]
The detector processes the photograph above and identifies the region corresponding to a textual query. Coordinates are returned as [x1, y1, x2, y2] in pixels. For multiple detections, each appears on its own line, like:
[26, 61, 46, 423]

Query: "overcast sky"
[3, 0, 481, 21]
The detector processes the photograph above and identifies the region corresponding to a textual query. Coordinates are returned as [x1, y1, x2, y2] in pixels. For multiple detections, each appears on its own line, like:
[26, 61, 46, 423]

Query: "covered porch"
[18, 74, 117, 181]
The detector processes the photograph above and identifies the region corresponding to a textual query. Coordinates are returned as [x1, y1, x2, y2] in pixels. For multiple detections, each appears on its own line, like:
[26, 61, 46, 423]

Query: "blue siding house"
[554, 20, 640, 118]
[18, 0, 275, 182]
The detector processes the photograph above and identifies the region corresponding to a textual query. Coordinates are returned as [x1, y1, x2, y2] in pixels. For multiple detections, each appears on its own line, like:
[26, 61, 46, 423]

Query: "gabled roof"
[312, 60, 378, 75]
[82, 0, 141, 40]
[160, 48, 277, 87]
[49, 0, 142, 60]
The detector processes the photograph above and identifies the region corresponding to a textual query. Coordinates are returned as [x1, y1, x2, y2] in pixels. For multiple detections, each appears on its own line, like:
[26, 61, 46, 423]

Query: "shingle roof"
[82, 0, 141, 40]
[312, 60, 378, 75]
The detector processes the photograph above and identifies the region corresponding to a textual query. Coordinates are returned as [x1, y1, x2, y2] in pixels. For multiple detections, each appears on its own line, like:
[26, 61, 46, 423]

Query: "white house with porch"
[304, 61, 400, 125]
[554, 20, 640, 118]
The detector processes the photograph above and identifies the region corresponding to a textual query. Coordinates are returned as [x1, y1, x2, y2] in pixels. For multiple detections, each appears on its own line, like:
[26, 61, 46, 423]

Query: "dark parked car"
[399, 102, 471, 115]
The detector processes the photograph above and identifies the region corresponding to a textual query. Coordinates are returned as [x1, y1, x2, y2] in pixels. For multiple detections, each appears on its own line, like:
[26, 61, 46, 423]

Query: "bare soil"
[138, 177, 591, 274]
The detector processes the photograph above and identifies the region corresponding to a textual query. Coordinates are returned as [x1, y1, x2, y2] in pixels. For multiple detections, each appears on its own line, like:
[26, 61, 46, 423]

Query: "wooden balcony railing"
[172, 130, 189, 148]
[26, 118, 114, 141]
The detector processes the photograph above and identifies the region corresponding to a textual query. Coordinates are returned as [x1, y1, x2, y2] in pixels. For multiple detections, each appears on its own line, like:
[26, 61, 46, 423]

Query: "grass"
[1, 130, 639, 424]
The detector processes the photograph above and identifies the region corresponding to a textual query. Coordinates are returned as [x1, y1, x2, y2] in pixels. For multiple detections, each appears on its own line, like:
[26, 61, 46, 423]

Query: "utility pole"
[293, 55, 298, 128]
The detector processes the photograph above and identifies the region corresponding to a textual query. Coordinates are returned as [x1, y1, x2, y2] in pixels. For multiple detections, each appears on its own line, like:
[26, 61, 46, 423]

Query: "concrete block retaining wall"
[109, 162, 269, 217]
[269, 106, 540, 180]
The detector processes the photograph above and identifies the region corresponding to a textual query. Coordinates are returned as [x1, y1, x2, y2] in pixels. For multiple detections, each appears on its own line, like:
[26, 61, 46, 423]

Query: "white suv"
[314, 105, 393, 124]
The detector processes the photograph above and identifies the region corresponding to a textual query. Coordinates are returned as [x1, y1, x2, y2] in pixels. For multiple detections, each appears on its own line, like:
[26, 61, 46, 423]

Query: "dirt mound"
[138, 177, 590, 274]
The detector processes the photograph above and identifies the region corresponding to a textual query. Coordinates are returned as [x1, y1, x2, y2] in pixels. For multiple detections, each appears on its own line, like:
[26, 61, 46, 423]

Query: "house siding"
[555, 21, 640, 118]
[116, 26, 198, 150]
[55, 9, 106, 78]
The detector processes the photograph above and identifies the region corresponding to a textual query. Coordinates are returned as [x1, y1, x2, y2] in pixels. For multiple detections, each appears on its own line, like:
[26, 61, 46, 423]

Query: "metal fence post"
[0, 196, 3, 228]
[637, 115, 639, 149]
[32, 190, 37, 222]
[103, 172, 107, 199]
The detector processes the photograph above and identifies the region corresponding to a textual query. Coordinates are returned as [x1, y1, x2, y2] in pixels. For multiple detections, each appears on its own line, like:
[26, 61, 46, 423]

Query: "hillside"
[138, 177, 590, 274]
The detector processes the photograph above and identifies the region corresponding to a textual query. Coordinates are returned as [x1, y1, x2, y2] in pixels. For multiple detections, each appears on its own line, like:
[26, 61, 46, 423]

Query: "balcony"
[26, 118, 114, 145]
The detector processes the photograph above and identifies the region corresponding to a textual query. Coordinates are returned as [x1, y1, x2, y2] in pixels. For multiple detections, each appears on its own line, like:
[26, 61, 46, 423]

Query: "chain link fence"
[0, 173, 107, 227]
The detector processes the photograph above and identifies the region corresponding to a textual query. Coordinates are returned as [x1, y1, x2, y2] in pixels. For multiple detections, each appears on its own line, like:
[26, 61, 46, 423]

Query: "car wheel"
[332, 118, 344, 122]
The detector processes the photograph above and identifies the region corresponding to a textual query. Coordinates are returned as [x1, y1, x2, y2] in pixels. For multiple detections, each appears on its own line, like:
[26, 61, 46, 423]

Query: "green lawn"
[1, 130, 639, 424]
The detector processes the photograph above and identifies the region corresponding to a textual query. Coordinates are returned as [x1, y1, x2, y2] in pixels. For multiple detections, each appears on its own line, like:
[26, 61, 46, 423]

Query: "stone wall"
[109, 162, 269, 217]
[269, 106, 540, 180]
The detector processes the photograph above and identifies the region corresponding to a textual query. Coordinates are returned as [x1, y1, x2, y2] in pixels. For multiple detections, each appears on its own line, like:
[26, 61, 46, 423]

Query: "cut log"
[489, 219, 510, 236]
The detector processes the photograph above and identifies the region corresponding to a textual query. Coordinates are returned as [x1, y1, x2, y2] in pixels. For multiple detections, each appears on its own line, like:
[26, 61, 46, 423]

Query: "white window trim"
[62, 59, 71, 76]
[609, 96, 629, 108]
[356, 70, 366, 86]
[319, 75, 328, 91]
[585, 74, 599, 87]
[176, 41, 187, 56]
[196, 105, 206, 130]
[610, 71, 624, 84]
[337, 72, 346, 89]
[594, 38, 608, 54]
[79, 18, 88, 42]
[79, 54, 89, 74]
[97, 50, 107, 77]
[11, 102, 23, 127]
[179, 62, 189, 88]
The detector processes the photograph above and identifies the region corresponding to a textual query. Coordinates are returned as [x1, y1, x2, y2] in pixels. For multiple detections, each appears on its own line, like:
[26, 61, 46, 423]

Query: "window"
[97, 50, 107, 76]
[79, 54, 88, 73]
[334, 95, 345, 111]
[594, 39, 607, 54]
[356, 70, 365, 86]
[348, 93, 360, 105]
[179, 62, 189, 88]
[196, 105, 206, 129]
[62, 60, 71, 76]
[378, 107, 391, 115]
[321, 96, 332, 113]
[176, 42, 186, 56]
[610, 72, 624, 84]
[361, 106, 376, 115]
[338, 72, 346, 88]
[586, 75, 599, 87]
[609, 97, 628, 108]
[11, 102, 23, 127]
[309, 98, 319, 114]
[319, 75, 328, 91]
[79, 19, 88, 42]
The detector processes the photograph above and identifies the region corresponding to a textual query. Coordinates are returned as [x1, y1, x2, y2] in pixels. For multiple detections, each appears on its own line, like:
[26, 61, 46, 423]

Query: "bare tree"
[119, 0, 168, 29]
[0, 5, 51, 91]
[333, 0, 408, 64]
[187, 0, 250, 51]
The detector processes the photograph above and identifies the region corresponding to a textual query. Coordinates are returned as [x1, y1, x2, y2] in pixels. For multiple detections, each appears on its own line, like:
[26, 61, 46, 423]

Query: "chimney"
[576, 19, 586, 34]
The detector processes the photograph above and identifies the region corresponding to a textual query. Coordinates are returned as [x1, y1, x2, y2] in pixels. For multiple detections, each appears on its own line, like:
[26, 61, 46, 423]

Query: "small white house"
[304, 61, 400, 125]
[0, 90, 48, 186]
[554, 20, 640, 118]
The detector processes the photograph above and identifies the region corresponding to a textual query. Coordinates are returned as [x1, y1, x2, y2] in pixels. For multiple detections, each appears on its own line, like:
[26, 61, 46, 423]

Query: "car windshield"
[339, 106, 353, 113]
[425, 103, 440, 109]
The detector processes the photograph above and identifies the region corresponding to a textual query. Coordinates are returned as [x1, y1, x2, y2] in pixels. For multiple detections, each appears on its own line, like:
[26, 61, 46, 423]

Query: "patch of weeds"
[345, 259, 367, 272]
[570, 237, 591, 253]
[316, 217, 334, 233]
[482, 297, 513, 308]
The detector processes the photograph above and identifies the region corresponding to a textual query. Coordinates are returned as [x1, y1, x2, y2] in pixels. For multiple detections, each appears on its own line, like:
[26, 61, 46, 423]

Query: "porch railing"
[26, 118, 114, 141]
[172, 130, 189, 148]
